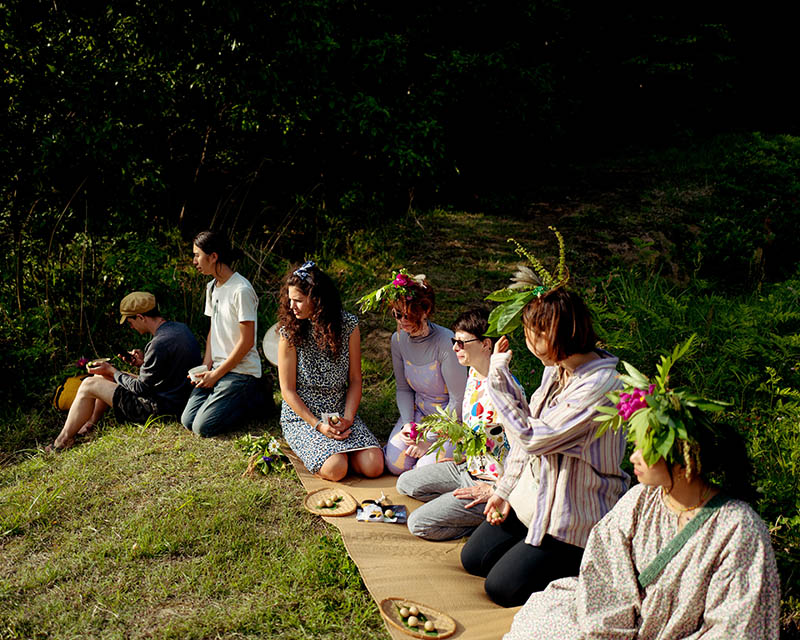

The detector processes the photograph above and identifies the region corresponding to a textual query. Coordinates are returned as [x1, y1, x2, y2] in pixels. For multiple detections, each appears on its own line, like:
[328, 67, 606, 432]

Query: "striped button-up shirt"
[487, 350, 629, 548]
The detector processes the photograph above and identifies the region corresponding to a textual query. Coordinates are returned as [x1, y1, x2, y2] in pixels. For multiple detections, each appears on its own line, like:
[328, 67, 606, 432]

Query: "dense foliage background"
[1, 2, 799, 636]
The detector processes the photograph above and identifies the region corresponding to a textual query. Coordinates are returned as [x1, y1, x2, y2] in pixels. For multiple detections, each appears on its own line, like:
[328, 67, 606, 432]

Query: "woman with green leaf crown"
[503, 336, 780, 639]
[460, 230, 629, 608]
[358, 272, 467, 475]
[395, 308, 512, 541]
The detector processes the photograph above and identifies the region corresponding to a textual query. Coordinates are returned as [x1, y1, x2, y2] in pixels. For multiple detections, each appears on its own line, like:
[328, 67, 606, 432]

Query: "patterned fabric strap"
[637, 492, 731, 589]
[293, 260, 316, 283]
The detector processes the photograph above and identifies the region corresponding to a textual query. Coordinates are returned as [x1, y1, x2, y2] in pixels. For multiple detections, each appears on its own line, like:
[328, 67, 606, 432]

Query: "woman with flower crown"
[359, 271, 467, 475]
[503, 337, 780, 639]
[278, 262, 384, 481]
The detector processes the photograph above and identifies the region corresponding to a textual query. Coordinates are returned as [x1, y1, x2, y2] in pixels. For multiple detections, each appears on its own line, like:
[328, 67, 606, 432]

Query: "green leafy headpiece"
[594, 335, 730, 471]
[357, 268, 428, 313]
[484, 226, 569, 336]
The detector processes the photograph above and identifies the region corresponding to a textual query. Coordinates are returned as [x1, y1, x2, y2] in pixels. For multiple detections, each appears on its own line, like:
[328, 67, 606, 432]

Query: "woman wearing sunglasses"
[396, 308, 511, 540]
[358, 270, 467, 475]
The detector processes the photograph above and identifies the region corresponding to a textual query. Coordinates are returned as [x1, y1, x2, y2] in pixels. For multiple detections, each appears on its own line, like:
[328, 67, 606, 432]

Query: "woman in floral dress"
[278, 262, 384, 481]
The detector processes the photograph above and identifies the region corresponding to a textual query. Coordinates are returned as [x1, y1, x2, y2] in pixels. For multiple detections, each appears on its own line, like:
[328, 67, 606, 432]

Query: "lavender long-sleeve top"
[391, 322, 467, 425]
[487, 349, 629, 548]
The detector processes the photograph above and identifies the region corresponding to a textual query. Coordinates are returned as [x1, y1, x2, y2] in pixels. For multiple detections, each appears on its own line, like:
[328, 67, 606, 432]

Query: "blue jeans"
[181, 372, 261, 437]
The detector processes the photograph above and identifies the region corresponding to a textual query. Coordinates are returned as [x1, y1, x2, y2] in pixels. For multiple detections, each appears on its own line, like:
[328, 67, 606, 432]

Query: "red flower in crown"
[393, 273, 410, 287]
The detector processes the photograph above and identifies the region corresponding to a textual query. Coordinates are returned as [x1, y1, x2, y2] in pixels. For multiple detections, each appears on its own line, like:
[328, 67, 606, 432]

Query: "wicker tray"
[379, 597, 456, 639]
[303, 487, 357, 517]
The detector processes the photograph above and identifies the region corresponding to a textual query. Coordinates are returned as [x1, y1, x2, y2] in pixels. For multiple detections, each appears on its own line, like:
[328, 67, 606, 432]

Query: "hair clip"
[293, 260, 316, 283]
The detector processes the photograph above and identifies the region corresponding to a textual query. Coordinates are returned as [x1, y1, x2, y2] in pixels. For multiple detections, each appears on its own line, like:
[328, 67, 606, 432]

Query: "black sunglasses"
[451, 337, 482, 349]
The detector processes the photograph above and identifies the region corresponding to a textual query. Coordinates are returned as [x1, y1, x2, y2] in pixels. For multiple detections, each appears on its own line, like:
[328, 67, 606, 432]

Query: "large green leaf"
[485, 290, 537, 336]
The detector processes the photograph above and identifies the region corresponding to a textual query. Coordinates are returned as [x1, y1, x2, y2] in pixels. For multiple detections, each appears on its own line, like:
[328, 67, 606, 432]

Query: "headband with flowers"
[594, 334, 730, 475]
[357, 268, 428, 313]
[484, 226, 569, 336]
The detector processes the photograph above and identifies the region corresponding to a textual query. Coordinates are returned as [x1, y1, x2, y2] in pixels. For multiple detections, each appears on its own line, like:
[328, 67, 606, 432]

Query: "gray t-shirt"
[114, 321, 202, 414]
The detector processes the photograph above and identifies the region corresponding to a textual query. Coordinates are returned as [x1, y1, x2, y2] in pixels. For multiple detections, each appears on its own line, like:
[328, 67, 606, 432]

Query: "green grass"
[0, 422, 386, 639]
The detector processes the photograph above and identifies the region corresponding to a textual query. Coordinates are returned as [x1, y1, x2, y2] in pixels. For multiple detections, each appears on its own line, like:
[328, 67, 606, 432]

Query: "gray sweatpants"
[396, 461, 490, 541]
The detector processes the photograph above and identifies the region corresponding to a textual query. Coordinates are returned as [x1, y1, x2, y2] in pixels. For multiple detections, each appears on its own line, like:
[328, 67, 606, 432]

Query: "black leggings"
[460, 509, 584, 607]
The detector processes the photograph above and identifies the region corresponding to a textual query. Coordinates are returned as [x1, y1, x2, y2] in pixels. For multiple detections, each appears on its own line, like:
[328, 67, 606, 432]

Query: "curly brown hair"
[278, 263, 344, 357]
[390, 279, 435, 333]
[521, 288, 598, 362]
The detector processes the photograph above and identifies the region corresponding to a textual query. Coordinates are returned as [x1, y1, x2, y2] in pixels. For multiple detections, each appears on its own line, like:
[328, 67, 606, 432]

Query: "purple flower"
[76, 357, 89, 368]
[393, 273, 410, 287]
[408, 422, 418, 440]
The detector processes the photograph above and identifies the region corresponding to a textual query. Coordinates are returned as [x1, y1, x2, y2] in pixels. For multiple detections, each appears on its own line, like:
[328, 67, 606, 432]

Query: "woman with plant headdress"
[278, 261, 383, 481]
[358, 271, 467, 475]
[502, 336, 780, 639]
[182, 230, 263, 436]
[459, 230, 629, 607]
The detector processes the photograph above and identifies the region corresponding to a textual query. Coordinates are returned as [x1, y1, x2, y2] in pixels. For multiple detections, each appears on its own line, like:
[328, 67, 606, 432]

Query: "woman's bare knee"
[352, 448, 384, 478]
[318, 454, 348, 481]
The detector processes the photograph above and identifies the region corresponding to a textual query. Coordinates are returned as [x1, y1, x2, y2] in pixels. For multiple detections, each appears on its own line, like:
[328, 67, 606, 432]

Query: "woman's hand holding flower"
[193, 367, 222, 389]
[399, 422, 419, 446]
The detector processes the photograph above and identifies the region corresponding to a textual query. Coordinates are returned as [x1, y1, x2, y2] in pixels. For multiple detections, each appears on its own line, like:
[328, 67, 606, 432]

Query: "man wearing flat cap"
[48, 291, 202, 451]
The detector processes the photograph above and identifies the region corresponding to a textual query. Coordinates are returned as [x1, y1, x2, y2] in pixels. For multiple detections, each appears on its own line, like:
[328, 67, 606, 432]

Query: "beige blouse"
[504, 484, 780, 639]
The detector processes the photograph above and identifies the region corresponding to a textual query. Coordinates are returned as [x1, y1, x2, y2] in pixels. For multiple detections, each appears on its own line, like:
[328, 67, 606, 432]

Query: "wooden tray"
[379, 597, 456, 639]
[303, 487, 357, 517]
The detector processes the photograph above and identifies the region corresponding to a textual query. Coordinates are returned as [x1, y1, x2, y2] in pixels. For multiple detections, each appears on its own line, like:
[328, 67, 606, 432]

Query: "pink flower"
[488, 463, 497, 472]
[76, 357, 89, 368]
[616, 386, 653, 421]
[393, 273, 410, 287]
[408, 422, 418, 440]
[486, 439, 495, 450]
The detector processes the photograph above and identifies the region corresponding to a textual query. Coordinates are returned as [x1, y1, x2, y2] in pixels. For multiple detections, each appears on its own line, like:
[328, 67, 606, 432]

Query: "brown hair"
[521, 288, 598, 362]
[452, 307, 497, 346]
[391, 280, 435, 333]
[278, 264, 344, 356]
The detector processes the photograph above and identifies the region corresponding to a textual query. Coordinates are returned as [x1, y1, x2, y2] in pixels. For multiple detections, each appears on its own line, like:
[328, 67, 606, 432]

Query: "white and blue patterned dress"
[280, 311, 380, 473]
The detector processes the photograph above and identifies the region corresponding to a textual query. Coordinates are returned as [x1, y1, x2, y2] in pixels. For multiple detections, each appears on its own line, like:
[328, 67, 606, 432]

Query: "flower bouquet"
[594, 335, 730, 466]
[236, 434, 289, 476]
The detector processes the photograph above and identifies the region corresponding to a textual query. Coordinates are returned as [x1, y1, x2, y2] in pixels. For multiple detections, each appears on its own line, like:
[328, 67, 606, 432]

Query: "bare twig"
[179, 125, 212, 224]
[44, 177, 88, 345]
